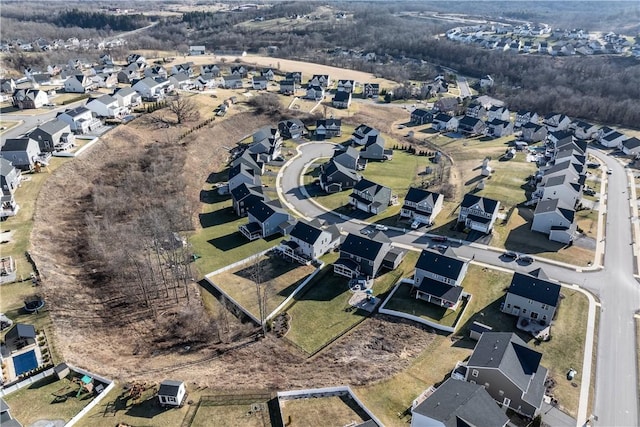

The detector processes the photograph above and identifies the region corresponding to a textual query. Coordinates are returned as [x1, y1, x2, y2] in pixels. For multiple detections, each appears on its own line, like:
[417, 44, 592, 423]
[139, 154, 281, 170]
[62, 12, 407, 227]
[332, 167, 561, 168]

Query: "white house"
[157, 380, 186, 407]
[305, 85, 324, 101]
[64, 74, 92, 93]
[479, 74, 494, 88]
[531, 198, 576, 243]
[189, 45, 206, 55]
[132, 77, 167, 100]
[458, 193, 500, 234]
[86, 94, 127, 118]
[112, 87, 141, 108]
[56, 106, 101, 134]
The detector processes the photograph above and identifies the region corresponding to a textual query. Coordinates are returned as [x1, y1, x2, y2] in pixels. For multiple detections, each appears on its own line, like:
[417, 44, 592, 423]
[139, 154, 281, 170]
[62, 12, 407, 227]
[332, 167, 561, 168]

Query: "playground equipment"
[51, 375, 94, 403]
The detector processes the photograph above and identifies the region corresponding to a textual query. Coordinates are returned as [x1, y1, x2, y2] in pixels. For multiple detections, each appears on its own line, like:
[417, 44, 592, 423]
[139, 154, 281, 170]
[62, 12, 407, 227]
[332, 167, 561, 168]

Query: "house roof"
[228, 163, 254, 180]
[333, 91, 350, 102]
[603, 131, 625, 141]
[248, 199, 287, 223]
[353, 178, 389, 197]
[59, 105, 90, 118]
[623, 137, 640, 150]
[322, 160, 360, 181]
[253, 75, 268, 82]
[412, 108, 432, 118]
[404, 187, 442, 205]
[112, 87, 137, 98]
[15, 323, 37, 339]
[1, 138, 37, 152]
[458, 115, 484, 127]
[415, 249, 466, 281]
[333, 146, 359, 162]
[522, 122, 544, 131]
[158, 380, 183, 397]
[340, 233, 388, 261]
[0, 396, 9, 412]
[508, 272, 561, 307]
[289, 221, 325, 245]
[416, 276, 464, 303]
[231, 183, 264, 202]
[33, 119, 69, 135]
[0, 158, 17, 176]
[488, 118, 510, 127]
[461, 193, 499, 214]
[534, 198, 575, 222]
[317, 118, 342, 127]
[412, 378, 509, 427]
[90, 94, 117, 106]
[433, 113, 454, 123]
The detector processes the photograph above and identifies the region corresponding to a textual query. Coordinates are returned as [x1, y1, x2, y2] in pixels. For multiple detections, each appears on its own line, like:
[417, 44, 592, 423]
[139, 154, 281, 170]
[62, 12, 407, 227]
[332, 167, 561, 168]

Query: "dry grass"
[190, 403, 269, 427]
[280, 396, 367, 427]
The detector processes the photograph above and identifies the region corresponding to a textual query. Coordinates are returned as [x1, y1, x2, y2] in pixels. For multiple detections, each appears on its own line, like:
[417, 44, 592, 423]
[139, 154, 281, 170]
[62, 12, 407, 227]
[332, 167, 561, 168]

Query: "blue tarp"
[13, 350, 38, 376]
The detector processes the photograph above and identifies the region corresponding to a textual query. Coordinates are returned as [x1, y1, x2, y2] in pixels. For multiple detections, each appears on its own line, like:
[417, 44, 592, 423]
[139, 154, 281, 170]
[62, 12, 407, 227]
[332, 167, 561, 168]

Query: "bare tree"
[167, 95, 201, 125]
[250, 258, 268, 336]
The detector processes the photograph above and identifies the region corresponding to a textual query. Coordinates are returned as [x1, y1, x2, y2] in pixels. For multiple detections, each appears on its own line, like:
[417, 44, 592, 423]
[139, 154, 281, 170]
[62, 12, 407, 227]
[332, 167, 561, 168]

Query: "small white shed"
[157, 380, 186, 407]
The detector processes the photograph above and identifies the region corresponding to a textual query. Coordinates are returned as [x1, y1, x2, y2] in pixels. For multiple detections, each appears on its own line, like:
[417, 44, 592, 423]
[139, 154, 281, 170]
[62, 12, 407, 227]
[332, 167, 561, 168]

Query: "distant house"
[309, 74, 330, 88]
[432, 113, 458, 131]
[144, 65, 168, 79]
[363, 83, 379, 98]
[320, 160, 361, 193]
[231, 150, 265, 176]
[252, 75, 268, 90]
[228, 163, 260, 192]
[132, 77, 168, 100]
[351, 124, 379, 146]
[412, 249, 469, 309]
[599, 130, 627, 148]
[28, 119, 74, 152]
[278, 119, 307, 140]
[465, 101, 486, 120]
[457, 116, 486, 136]
[57, 106, 101, 134]
[336, 79, 356, 93]
[279, 79, 298, 95]
[157, 380, 186, 407]
[571, 121, 598, 140]
[0, 138, 41, 170]
[515, 110, 539, 128]
[531, 198, 575, 244]
[621, 137, 640, 156]
[487, 105, 509, 122]
[359, 134, 392, 161]
[411, 378, 509, 427]
[169, 73, 193, 90]
[332, 90, 352, 108]
[334, 232, 399, 279]
[543, 113, 572, 131]
[90, 72, 118, 89]
[479, 74, 494, 88]
[221, 75, 244, 89]
[1, 157, 21, 198]
[458, 193, 500, 234]
[433, 97, 459, 114]
[200, 64, 221, 78]
[11, 89, 48, 109]
[126, 54, 146, 66]
[239, 200, 293, 240]
[411, 109, 434, 125]
[349, 178, 392, 214]
[231, 183, 266, 217]
[64, 74, 93, 93]
[488, 119, 514, 137]
[502, 271, 561, 324]
[230, 65, 248, 78]
[464, 332, 548, 418]
[260, 68, 276, 81]
[0, 78, 17, 94]
[193, 75, 216, 91]
[112, 87, 141, 108]
[285, 71, 302, 84]
[248, 127, 283, 163]
[305, 85, 324, 101]
[540, 174, 582, 207]
[547, 130, 574, 147]
[86, 94, 127, 118]
[521, 122, 547, 143]
[279, 220, 341, 263]
[400, 188, 443, 225]
[189, 45, 206, 55]
[315, 119, 342, 140]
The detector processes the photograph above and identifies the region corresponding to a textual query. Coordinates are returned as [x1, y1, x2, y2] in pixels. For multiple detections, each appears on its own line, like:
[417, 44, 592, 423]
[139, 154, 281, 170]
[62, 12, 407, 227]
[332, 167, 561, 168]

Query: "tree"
[167, 95, 200, 125]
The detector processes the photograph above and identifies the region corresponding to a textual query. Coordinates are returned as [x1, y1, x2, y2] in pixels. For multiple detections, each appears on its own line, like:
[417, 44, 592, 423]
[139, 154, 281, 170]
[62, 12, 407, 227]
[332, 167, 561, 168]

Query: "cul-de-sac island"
[0, 2, 639, 427]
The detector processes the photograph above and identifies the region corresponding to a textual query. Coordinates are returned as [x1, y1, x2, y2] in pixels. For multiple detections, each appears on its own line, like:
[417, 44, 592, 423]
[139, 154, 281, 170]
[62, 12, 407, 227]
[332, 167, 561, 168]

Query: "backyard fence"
[0, 367, 55, 397]
[264, 261, 324, 322]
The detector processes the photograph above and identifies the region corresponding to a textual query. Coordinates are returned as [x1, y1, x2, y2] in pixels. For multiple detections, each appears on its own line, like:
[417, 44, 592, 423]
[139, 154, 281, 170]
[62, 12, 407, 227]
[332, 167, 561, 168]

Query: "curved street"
[277, 142, 640, 426]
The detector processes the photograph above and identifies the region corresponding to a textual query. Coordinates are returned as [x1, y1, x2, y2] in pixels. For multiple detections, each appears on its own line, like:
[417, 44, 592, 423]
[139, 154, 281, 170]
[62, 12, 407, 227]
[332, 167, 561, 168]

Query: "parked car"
[375, 224, 388, 231]
[360, 229, 372, 235]
[431, 235, 448, 242]
[504, 251, 519, 260]
[435, 244, 448, 251]
[519, 255, 534, 264]
[411, 220, 421, 229]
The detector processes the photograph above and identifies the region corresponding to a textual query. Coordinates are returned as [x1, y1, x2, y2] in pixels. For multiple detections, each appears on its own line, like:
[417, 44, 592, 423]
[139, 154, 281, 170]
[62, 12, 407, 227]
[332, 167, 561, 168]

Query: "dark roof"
[416, 276, 463, 303]
[404, 187, 442, 205]
[32, 119, 69, 135]
[59, 105, 90, 118]
[415, 250, 466, 281]
[15, 323, 37, 339]
[158, 380, 183, 397]
[333, 91, 350, 102]
[534, 198, 575, 222]
[412, 108, 432, 118]
[0, 158, 16, 175]
[1, 138, 37, 152]
[623, 137, 640, 150]
[433, 112, 454, 122]
[522, 121, 543, 130]
[54, 362, 69, 375]
[0, 397, 9, 412]
[228, 163, 254, 180]
[469, 321, 493, 334]
[316, 118, 342, 127]
[412, 378, 509, 427]
[458, 115, 484, 127]
[289, 221, 324, 245]
[341, 233, 387, 261]
[461, 193, 499, 214]
[353, 178, 389, 196]
[113, 86, 136, 97]
[322, 159, 360, 181]
[231, 183, 264, 202]
[248, 200, 286, 222]
[508, 272, 561, 306]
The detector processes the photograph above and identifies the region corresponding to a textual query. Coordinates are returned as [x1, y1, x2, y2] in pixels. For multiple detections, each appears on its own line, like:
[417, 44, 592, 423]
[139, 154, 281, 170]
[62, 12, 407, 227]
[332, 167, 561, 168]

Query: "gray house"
[360, 134, 392, 161]
[349, 179, 392, 214]
[279, 79, 298, 95]
[331, 146, 362, 170]
[231, 150, 264, 176]
[412, 249, 469, 310]
[410, 378, 509, 427]
[1, 158, 21, 217]
[320, 160, 361, 193]
[521, 122, 548, 143]
[410, 109, 434, 125]
[400, 188, 443, 225]
[502, 271, 561, 324]
[334, 232, 393, 279]
[465, 332, 548, 418]
[277, 119, 306, 140]
[531, 198, 576, 244]
[228, 163, 260, 192]
[28, 119, 74, 152]
[315, 119, 342, 140]
[240, 200, 293, 240]
[0, 138, 41, 171]
[231, 183, 266, 217]
[457, 115, 486, 136]
[279, 220, 341, 263]
[458, 193, 501, 234]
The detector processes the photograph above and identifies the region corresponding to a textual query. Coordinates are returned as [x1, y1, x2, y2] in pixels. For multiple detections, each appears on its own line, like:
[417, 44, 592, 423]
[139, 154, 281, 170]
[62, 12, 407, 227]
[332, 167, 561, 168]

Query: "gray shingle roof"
[461, 194, 499, 215]
[158, 380, 183, 397]
[415, 249, 466, 281]
[341, 233, 387, 261]
[508, 272, 561, 307]
[289, 221, 324, 245]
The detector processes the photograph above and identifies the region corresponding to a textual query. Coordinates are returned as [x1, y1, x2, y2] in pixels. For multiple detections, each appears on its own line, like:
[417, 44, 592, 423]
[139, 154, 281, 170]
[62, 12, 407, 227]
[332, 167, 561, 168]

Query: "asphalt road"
[457, 76, 472, 98]
[280, 143, 640, 426]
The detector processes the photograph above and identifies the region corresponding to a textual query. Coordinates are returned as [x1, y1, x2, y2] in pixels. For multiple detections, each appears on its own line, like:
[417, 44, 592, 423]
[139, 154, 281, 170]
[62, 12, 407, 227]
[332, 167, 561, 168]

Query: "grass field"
[285, 251, 418, 355]
[280, 395, 368, 427]
[190, 402, 270, 427]
[209, 255, 316, 320]
[0, 119, 20, 133]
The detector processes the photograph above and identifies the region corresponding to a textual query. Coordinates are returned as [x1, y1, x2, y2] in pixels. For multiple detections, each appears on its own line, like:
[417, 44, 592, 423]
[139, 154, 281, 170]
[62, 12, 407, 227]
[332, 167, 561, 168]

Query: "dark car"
[519, 255, 534, 264]
[503, 251, 519, 260]
[431, 235, 448, 242]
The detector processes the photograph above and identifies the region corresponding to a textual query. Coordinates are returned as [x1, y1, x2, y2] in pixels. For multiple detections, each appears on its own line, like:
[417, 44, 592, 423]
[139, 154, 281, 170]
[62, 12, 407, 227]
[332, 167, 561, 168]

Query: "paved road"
[457, 76, 472, 99]
[279, 143, 640, 426]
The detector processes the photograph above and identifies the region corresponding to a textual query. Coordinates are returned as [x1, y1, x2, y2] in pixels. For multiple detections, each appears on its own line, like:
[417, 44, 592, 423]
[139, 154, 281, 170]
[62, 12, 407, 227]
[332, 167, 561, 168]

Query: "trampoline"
[13, 350, 38, 376]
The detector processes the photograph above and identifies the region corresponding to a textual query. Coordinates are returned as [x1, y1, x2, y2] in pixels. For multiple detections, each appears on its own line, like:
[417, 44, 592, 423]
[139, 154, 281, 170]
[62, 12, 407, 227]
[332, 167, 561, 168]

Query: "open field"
[209, 255, 316, 320]
[280, 395, 368, 427]
[0, 119, 20, 133]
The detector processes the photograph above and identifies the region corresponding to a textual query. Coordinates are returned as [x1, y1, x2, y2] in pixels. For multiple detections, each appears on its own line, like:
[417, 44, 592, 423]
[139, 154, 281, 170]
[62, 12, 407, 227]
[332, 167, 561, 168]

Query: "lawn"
[3, 374, 95, 426]
[190, 403, 270, 427]
[357, 264, 590, 424]
[280, 395, 368, 427]
[208, 255, 316, 320]
[0, 119, 20, 133]
[285, 251, 418, 355]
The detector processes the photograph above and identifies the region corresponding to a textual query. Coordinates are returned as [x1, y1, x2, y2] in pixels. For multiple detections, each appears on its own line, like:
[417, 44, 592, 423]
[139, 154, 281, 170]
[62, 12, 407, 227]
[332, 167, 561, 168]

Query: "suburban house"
[231, 183, 267, 217]
[363, 83, 380, 98]
[260, 68, 276, 80]
[279, 79, 298, 95]
[305, 85, 325, 101]
[171, 63, 195, 77]
[240, 199, 293, 241]
[252, 75, 268, 90]
[169, 73, 193, 90]
[412, 249, 469, 309]
[200, 64, 221, 78]
[540, 174, 582, 206]
[547, 130, 574, 148]
[432, 113, 459, 131]
[193, 75, 216, 91]
[228, 163, 261, 192]
[515, 110, 539, 128]
[11, 89, 48, 109]
[464, 332, 548, 418]
[331, 145, 362, 170]
[410, 378, 509, 427]
[56, 106, 101, 134]
[411, 109, 434, 125]
[278, 119, 307, 140]
[309, 74, 330, 88]
[0, 323, 43, 383]
[320, 160, 361, 193]
[334, 232, 401, 279]
[132, 77, 168, 100]
[278, 220, 341, 263]
[502, 271, 561, 324]
[487, 106, 510, 122]
[0, 78, 17, 94]
[90, 72, 118, 88]
[531, 198, 576, 244]
[433, 97, 460, 114]
[457, 116, 486, 136]
[351, 124, 379, 146]
[400, 188, 444, 225]
[521, 122, 548, 143]
[231, 150, 264, 176]
[285, 71, 303, 84]
[571, 121, 598, 140]
[112, 87, 141, 108]
[221, 75, 244, 89]
[315, 119, 342, 140]
[117, 69, 139, 84]
[336, 79, 356, 93]
[599, 130, 627, 148]
[144, 65, 168, 79]
[28, 119, 74, 152]
[488, 119, 514, 137]
[332, 90, 352, 108]
[0, 138, 41, 170]
[1, 158, 21, 217]
[621, 137, 640, 156]
[157, 380, 186, 407]
[63, 73, 93, 93]
[457, 193, 501, 234]
[248, 127, 283, 163]
[479, 74, 494, 88]
[86, 94, 127, 118]
[230, 65, 248, 78]
[360, 134, 392, 161]
[126, 54, 146, 66]
[0, 396, 22, 427]
[543, 113, 572, 131]
[189, 45, 206, 55]
[349, 178, 392, 214]
[465, 101, 487, 120]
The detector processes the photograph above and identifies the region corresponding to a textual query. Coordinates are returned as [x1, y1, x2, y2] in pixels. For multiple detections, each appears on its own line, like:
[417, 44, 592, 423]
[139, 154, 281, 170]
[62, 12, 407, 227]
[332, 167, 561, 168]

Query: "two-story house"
[231, 150, 264, 176]
[488, 119, 514, 137]
[86, 94, 127, 118]
[285, 71, 302, 84]
[260, 68, 276, 81]
[332, 91, 351, 108]
[331, 146, 362, 170]
[433, 97, 460, 114]
[531, 198, 576, 244]
[56, 106, 101, 134]
[1, 158, 21, 217]
[309, 74, 330, 88]
[458, 193, 501, 234]
[336, 79, 356, 93]
[278, 119, 306, 140]
[12, 89, 48, 109]
[252, 75, 268, 90]
[363, 83, 379, 98]
[320, 160, 361, 193]
[305, 85, 324, 101]
[349, 179, 392, 214]
[228, 163, 261, 192]
[279, 220, 341, 263]
[200, 64, 221, 79]
[334, 232, 393, 279]
[231, 182, 267, 217]
[359, 134, 392, 161]
[521, 122, 548, 143]
[543, 113, 572, 131]
[112, 87, 141, 108]
[400, 188, 444, 225]
[487, 106, 510, 122]
[410, 109, 434, 125]
[515, 110, 539, 128]
[144, 65, 168, 80]
[132, 77, 167, 100]
[28, 119, 74, 152]
[432, 113, 459, 132]
[315, 119, 342, 140]
[457, 116, 486, 136]
[239, 200, 293, 241]
[502, 271, 561, 324]
[464, 332, 548, 418]
[279, 79, 298, 95]
[412, 249, 469, 309]
[465, 101, 487, 120]
[64, 73, 93, 93]
[0, 138, 41, 171]
[230, 65, 248, 78]
[189, 45, 206, 55]
[171, 63, 195, 77]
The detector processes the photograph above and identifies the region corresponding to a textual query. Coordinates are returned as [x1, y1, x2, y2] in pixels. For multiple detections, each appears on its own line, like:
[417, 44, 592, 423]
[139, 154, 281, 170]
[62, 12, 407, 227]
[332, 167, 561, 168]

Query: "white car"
[411, 220, 421, 229]
[375, 224, 388, 231]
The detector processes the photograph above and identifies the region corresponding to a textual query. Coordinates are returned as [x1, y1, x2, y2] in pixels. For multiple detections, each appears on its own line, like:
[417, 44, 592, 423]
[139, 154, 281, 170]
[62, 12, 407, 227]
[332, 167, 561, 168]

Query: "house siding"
[503, 293, 556, 322]
[467, 368, 538, 418]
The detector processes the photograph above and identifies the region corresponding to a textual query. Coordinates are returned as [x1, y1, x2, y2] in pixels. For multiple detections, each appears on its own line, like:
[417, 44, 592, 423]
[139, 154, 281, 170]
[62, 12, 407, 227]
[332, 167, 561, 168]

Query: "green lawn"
[285, 251, 417, 355]
[190, 403, 269, 427]
[280, 395, 367, 427]
[208, 255, 316, 320]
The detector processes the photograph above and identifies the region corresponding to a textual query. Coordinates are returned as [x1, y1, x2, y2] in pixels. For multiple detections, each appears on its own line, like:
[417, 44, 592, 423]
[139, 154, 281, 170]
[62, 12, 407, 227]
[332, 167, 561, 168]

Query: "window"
[503, 397, 511, 408]
[472, 369, 479, 378]
[531, 312, 539, 319]
[506, 304, 511, 309]
[541, 304, 548, 310]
